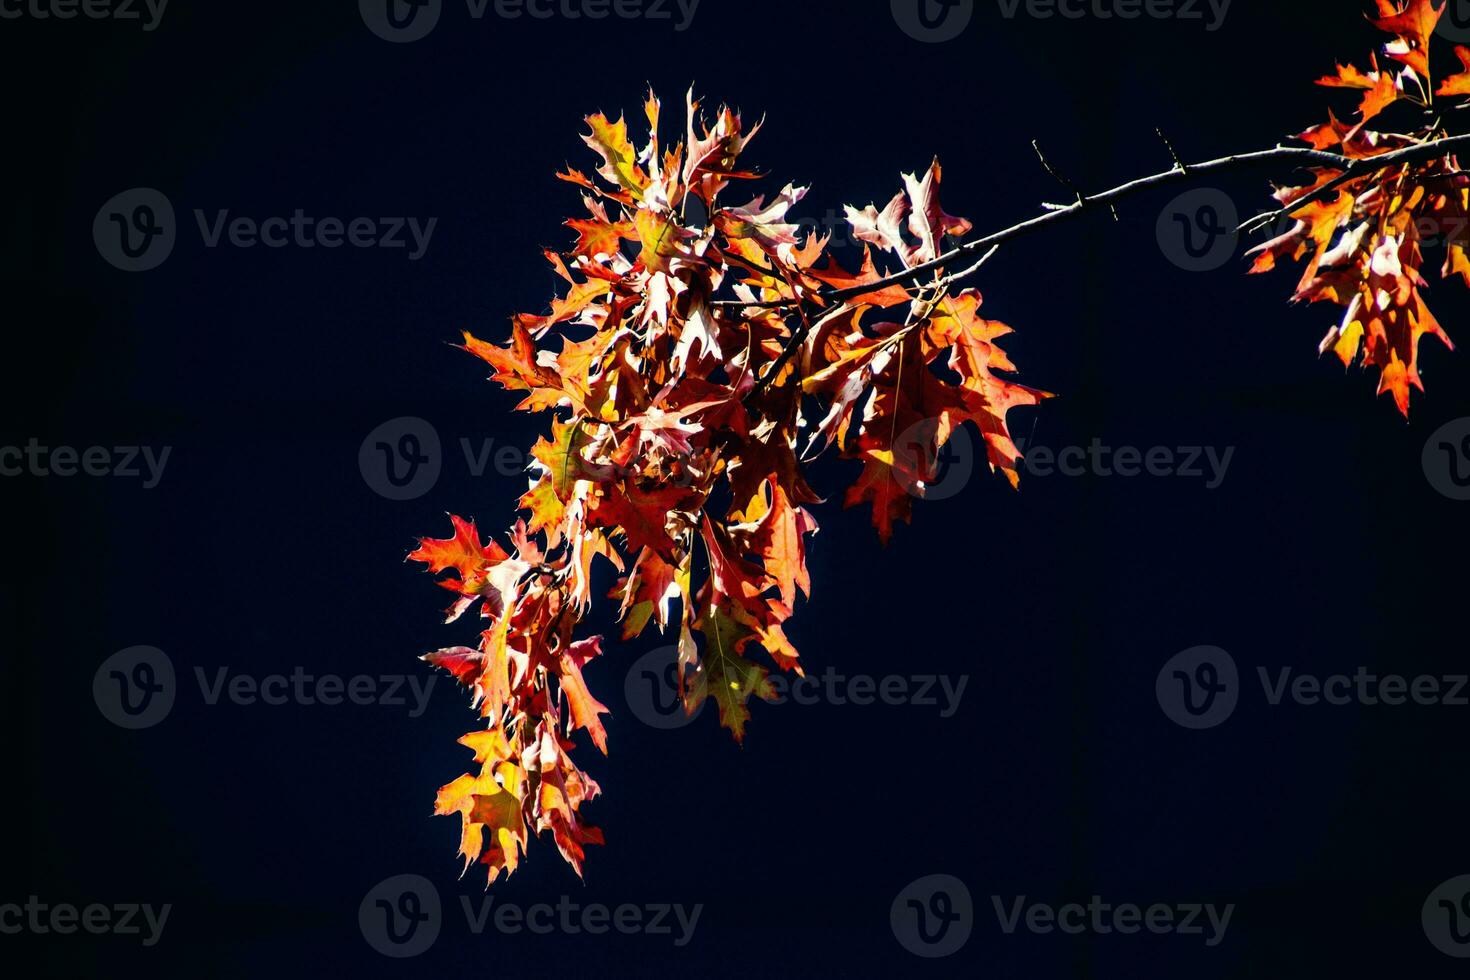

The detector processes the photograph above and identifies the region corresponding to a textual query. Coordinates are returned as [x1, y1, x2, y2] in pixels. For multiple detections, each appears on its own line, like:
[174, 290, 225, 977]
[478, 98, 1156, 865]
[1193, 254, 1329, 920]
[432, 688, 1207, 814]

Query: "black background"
[5, 0, 1470, 976]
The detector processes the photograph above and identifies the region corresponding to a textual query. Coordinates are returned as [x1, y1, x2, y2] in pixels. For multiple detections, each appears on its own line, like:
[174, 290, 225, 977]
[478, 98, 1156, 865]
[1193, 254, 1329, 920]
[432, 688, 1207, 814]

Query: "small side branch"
[1034, 140, 1117, 221]
[824, 136, 1470, 305]
[1157, 128, 1187, 174]
[1032, 140, 1086, 207]
[715, 133, 1470, 313]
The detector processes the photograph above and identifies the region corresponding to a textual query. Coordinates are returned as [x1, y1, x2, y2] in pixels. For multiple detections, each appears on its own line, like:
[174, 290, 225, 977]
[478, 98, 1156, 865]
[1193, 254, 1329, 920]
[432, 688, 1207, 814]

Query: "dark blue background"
[5, 0, 1470, 976]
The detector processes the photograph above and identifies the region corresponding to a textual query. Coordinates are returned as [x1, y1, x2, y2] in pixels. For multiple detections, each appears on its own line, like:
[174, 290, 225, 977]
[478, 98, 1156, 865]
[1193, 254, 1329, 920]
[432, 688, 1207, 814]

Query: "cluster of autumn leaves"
[1250, 0, 1470, 413]
[412, 91, 1043, 883]
[415, 0, 1470, 884]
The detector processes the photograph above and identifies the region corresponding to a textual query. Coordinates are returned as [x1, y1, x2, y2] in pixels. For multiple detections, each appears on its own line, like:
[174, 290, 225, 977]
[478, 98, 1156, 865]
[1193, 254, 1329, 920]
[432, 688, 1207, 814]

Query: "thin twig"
[1033, 140, 1085, 206]
[715, 135, 1470, 312]
[1235, 136, 1459, 235]
[744, 305, 851, 401]
[1034, 140, 1117, 221]
[885, 246, 1002, 348]
[1157, 128, 1187, 174]
[931, 243, 1001, 292]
